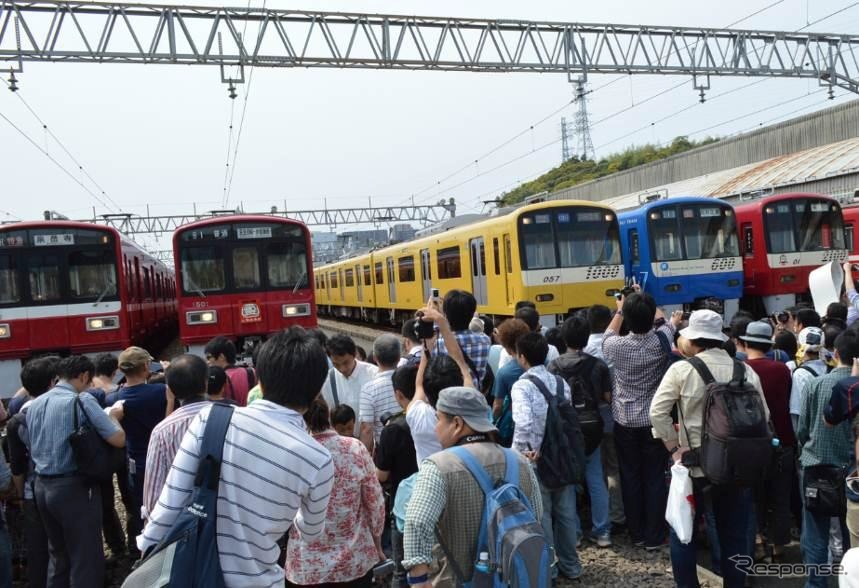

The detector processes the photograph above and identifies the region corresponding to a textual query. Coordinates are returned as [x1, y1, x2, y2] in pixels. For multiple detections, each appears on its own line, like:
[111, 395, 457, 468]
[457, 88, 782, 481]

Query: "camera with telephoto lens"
[413, 311, 436, 340]
[614, 286, 636, 301]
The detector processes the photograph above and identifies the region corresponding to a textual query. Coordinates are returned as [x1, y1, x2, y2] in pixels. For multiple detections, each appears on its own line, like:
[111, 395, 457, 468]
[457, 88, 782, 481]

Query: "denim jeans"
[539, 482, 582, 579]
[574, 447, 611, 539]
[670, 477, 751, 588]
[613, 422, 669, 546]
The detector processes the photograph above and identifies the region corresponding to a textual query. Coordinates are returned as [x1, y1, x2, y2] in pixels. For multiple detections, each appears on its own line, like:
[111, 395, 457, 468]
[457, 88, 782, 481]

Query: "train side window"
[630, 230, 640, 265]
[330, 272, 339, 289]
[493, 238, 500, 275]
[143, 267, 152, 299]
[437, 246, 462, 279]
[375, 262, 384, 284]
[743, 224, 754, 258]
[0, 254, 20, 304]
[504, 235, 512, 273]
[345, 269, 355, 287]
[232, 247, 261, 289]
[363, 265, 372, 286]
[398, 256, 415, 282]
[846, 224, 855, 252]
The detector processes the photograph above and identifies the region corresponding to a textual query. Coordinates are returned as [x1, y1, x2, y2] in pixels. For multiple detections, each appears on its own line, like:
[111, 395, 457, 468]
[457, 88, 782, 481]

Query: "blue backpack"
[122, 403, 234, 588]
[447, 446, 551, 588]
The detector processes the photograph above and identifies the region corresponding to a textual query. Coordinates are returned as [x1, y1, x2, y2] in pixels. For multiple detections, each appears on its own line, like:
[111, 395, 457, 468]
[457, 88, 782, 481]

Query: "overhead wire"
[0, 78, 121, 213]
[0, 108, 116, 211]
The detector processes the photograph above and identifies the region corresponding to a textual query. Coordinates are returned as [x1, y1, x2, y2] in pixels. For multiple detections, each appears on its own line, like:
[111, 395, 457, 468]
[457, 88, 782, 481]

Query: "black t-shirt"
[374, 413, 418, 500]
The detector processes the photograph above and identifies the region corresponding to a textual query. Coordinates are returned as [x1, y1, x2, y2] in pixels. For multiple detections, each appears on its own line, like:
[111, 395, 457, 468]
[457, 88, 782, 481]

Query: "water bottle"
[473, 551, 492, 588]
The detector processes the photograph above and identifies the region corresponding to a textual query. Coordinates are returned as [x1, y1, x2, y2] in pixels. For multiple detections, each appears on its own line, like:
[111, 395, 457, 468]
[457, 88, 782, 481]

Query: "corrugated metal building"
[545, 99, 859, 203]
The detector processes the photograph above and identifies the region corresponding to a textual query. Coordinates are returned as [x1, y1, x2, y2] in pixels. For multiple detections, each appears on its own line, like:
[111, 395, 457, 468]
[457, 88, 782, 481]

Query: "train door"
[420, 248, 431, 301]
[628, 229, 641, 285]
[469, 238, 488, 306]
[356, 264, 363, 303]
[386, 257, 397, 303]
[503, 234, 513, 306]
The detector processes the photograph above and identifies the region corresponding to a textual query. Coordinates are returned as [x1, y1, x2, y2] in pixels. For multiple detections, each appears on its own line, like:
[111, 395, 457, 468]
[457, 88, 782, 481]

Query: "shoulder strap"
[686, 356, 716, 385]
[194, 403, 234, 490]
[796, 364, 816, 377]
[329, 369, 339, 407]
[245, 367, 256, 388]
[448, 446, 495, 496]
[656, 330, 672, 355]
[731, 360, 746, 385]
[503, 448, 520, 487]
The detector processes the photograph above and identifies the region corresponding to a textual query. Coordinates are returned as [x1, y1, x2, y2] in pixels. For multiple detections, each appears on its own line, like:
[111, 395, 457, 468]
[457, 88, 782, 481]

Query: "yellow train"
[314, 200, 625, 326]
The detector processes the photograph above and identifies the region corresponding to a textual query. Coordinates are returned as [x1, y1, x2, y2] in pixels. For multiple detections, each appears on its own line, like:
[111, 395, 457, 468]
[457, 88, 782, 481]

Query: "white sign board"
[809, 261, 844, 317]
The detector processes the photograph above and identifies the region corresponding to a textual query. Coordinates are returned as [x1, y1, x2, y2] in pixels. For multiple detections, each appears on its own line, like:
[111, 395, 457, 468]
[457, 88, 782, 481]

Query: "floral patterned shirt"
[285, 429, 386, 584]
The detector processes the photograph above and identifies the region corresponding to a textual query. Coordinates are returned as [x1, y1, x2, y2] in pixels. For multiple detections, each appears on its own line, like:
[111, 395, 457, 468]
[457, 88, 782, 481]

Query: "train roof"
[173, 214, 309, 234]
[732, 191, 840, 212]
[618, 195, 734, 217]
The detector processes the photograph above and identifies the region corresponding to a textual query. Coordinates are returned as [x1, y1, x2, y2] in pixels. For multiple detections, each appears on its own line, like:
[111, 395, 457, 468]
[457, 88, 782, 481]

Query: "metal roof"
[602, 137, 859, 211]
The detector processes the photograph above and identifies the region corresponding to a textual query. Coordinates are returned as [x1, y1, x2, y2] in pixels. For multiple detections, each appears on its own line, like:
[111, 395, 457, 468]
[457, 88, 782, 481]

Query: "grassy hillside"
[502, 136, 718, 204]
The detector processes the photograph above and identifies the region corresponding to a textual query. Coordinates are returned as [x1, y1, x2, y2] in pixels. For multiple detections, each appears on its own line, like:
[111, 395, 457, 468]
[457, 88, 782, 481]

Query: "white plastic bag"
[665, 463, 695, 544]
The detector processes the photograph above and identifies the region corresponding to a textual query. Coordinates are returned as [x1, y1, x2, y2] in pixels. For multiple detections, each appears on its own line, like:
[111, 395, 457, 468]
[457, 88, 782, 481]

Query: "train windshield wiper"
[185, 274, 206, 298]
[93, 283, 113, 306]
[292, 270, 307, 294]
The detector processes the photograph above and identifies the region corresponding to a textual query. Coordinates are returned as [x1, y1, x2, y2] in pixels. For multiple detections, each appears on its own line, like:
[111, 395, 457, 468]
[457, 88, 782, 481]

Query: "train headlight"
[282, 303, 311, 318]
[0, 323, 9, 339]
[664, 283, 682, 292]
[86, 316, 119, 331]
[536, 294, 554, 302]
[727, 279, 740, 287]
[779, 275, 796, 284]
[186, 310, 218, 325]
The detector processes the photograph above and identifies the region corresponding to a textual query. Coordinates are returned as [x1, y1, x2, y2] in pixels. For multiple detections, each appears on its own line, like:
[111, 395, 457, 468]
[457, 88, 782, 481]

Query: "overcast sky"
[1, 0, 857, 254]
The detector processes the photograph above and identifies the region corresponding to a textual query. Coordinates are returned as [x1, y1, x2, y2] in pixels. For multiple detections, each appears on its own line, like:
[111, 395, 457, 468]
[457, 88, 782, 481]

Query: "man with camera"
[434, 290, 491, 390]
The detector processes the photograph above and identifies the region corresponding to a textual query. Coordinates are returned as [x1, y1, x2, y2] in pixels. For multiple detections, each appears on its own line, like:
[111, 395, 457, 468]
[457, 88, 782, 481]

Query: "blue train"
[618, 195, 743, 321]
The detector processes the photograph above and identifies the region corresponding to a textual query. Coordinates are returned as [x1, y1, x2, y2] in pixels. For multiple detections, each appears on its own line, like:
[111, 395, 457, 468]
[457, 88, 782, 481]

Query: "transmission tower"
[560, 117, 573, 162]
[573, 80, 595, 160]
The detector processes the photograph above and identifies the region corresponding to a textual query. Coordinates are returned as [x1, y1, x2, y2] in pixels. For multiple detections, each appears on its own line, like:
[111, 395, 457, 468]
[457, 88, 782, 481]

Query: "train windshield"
[649, 204, 739, 261]
[0, 228, 119, 306]
[179, 222, 309, 294]
[765, 199, 846, 254]
[519, 207, 620, 270]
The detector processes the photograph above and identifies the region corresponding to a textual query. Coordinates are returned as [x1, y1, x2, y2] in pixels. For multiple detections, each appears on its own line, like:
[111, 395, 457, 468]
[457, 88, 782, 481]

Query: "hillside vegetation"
[502, 136, 718, 204]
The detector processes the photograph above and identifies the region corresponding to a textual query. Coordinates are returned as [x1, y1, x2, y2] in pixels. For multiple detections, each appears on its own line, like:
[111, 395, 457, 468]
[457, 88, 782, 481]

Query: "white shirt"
[406, 399, 443, 465]
[359, 370, 400, 444]
[498, 344, 559, 370]
[584, 333, 606, 362]
[139, 401, 334, 588]
[321, 361, 378, 435]
[510, 364, 570, 453]
[790, 359, 828, 417]
[397, 345, 422, 367]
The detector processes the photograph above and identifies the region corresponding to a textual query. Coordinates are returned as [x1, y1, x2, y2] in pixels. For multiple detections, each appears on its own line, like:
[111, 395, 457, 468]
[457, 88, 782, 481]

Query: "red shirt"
[224, 366, 253, 406]
[746, 357, 796, 447]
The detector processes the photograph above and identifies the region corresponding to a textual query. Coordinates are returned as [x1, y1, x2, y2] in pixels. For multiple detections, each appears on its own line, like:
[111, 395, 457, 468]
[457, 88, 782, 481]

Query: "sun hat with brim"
[436, 386, 497, 433]
[679, 310, 729, 342]
[739, 321, 774, 345]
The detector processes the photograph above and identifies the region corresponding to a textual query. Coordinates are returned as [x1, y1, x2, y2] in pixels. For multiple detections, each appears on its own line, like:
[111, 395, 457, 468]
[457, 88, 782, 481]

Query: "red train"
[736, 192, 848, 315]
[173, 215, 316, 359]
[0, 221, 177, 397]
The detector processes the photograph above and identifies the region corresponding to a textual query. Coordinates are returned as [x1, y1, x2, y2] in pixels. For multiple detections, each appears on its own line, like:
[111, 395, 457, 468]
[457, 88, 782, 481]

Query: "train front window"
[556, 210, 620, 266]
[520, 213, 556, 269]
[181, 246, 225, 294]
[765, 200, 845, 253]
[28, 254, 61, 302]
[68, 250, 117, 300]
[267, 241, 308, 289]
[649, 208, 683, 261]
[232, 247, 261, 289]
[682, 206, 740, 260]
[0, 255, 19, 304]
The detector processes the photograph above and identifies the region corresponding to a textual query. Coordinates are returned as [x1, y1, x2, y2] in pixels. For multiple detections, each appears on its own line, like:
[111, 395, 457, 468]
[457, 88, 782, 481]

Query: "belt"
[36, 472, 80, 479]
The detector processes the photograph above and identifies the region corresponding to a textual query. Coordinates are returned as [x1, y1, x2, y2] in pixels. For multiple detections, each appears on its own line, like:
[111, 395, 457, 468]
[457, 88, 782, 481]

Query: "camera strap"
[328, 369, 339, 408]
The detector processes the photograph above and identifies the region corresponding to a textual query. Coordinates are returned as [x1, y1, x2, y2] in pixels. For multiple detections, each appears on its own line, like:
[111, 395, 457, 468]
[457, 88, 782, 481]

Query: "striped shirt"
[139, 400, 335, 588]
[26, 382, 121, 476]
[359, 371, 400, 445]
[142, 400, 210, 519]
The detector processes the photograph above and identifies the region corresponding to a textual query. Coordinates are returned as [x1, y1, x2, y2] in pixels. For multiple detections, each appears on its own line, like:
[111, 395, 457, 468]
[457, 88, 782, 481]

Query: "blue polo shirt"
[26, 382, 121, 476]
[115, 383, 167, 467]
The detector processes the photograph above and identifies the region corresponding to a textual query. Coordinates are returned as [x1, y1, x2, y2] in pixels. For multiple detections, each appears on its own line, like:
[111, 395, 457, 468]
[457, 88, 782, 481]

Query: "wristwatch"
[407, 573, 429, 585]
[669, 445, 681, 454]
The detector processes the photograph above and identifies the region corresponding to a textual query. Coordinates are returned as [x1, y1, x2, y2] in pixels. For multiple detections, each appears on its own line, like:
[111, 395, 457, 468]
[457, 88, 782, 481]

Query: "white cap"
[798, 326, 825, 352]
[679, 310, 728, 342]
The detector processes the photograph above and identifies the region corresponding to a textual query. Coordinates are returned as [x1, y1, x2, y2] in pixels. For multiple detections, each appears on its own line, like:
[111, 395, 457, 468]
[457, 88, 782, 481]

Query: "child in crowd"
[331, 404, 357, 437]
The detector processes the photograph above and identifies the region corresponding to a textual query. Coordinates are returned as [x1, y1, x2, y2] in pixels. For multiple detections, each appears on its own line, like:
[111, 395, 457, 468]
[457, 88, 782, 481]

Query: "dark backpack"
[447, 446, 551, 588]
[122, 403, 234, 588]
[555, 355, 604, 455]
[524, 375, 585, 489]
[686, 357, 773, 486]
[657, 330, 683, 373]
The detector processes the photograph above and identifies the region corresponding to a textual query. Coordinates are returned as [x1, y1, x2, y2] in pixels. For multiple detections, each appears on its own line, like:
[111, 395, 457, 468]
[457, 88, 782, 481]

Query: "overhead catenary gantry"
[0, 0, 858, 96]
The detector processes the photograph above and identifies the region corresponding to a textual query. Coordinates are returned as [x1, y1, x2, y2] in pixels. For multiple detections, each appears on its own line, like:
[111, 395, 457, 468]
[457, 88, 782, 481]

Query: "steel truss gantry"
[78, 201, 456, 236]
[0, 1, 858, 93]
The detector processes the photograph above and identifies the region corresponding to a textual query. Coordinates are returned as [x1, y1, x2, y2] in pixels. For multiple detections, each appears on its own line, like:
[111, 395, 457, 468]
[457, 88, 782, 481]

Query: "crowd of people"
[2, 275, 859, 587]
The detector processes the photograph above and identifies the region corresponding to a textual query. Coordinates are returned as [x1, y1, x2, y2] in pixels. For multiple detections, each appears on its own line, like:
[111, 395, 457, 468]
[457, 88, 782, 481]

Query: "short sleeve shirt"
[406, 400, 443, 465]
[374, 413, 418, 498]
